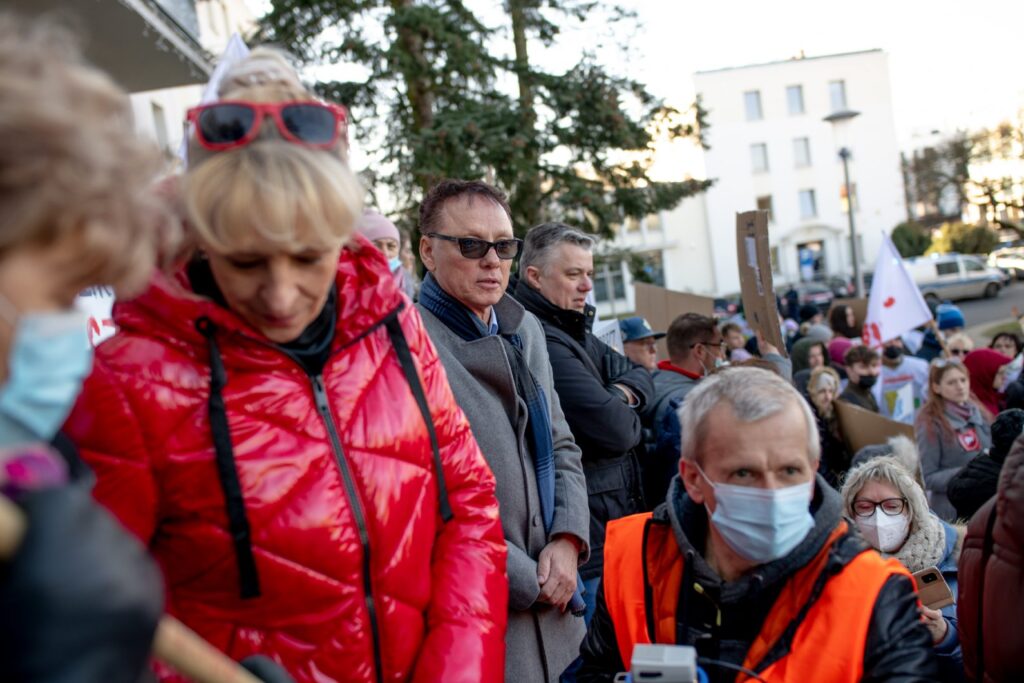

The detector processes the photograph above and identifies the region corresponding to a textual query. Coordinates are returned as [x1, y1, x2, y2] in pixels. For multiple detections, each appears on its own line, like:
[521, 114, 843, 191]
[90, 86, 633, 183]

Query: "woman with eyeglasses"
[915, 360, 991, 521]
[65, 50, 508, 683]
[841, 456, 964, 681]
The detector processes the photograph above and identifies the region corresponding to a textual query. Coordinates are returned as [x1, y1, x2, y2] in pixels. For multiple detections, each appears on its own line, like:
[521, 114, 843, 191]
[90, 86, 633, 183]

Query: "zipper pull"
[312, 375, 330, 413]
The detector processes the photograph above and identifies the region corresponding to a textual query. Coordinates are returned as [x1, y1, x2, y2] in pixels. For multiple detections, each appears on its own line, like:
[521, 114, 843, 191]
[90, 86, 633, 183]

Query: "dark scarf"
[419, 273, 585, 614]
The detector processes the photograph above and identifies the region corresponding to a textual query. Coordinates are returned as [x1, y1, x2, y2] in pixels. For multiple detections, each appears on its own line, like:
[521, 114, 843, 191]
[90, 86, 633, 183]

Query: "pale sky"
[247, 0, 1024, 174]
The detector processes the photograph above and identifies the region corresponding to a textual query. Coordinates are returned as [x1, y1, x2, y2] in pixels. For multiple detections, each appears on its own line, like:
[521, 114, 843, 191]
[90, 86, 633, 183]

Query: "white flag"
[862, 234, 932, 348]
[178, 34, 251, 166]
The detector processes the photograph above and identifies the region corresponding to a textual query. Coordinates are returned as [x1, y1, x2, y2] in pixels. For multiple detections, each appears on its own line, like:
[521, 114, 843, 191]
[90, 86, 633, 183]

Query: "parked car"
[825, 275, 855, 298]
[790, 282, 835, 312]
[905, 253, 1004, 302]
[988, 247, 1024, 280]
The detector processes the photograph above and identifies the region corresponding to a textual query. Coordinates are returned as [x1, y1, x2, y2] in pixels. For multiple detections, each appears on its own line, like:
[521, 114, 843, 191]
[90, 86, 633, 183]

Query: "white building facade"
[130, 0, 257, 163]
[690, 49, 907, 295]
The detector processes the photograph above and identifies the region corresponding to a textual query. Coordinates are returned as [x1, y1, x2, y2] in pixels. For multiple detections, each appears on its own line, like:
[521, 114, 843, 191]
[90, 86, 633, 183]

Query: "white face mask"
[856, 509, 910, 553]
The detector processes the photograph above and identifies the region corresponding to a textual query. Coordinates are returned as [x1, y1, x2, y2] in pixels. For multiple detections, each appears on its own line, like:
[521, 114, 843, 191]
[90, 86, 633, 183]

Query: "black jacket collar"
[511, 275, 596, 343]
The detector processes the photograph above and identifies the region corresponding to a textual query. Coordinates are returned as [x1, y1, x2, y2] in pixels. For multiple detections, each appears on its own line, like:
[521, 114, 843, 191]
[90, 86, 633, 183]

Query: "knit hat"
[990, 408, 1024, 462]
[829, 337, 854, 366]
[936, 303, 966, 331]
[805, 323, 833, 343]
[357, 211, 400, 244]
[799, 304, 821, 323]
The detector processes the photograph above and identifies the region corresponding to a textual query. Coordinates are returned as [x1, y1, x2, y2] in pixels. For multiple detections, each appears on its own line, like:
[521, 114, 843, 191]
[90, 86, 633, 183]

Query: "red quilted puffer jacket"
[65, 239, 508, 682]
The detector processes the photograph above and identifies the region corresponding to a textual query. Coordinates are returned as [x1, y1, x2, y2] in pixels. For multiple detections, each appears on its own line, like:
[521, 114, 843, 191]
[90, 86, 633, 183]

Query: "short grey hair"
[679, 367, 821, 464]
[520, 222, 595, 273]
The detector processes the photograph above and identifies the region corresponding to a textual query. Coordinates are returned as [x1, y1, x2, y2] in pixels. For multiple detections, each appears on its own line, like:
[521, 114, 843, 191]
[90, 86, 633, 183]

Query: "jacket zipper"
[312, 373, 384, 683]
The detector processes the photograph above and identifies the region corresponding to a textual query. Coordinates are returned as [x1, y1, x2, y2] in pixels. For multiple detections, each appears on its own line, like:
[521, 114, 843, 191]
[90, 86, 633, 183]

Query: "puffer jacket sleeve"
[401, 308, 509, 683]
[861, 575, 941, 681]
[63, 356, 159, 544]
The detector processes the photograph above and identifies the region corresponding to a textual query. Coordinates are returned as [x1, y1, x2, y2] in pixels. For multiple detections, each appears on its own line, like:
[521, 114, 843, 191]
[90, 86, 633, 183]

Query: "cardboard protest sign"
[633, 282, 714, 359]
[834, 399, 915, 454]
[829, 298, 868, 337]
[736, 211, 787, 357]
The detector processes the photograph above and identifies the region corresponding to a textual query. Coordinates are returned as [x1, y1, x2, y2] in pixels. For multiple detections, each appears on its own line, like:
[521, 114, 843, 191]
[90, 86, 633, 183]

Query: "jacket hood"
[660, 471, 845, 600]
[791, 338, 827, 375]
[511, 276, 595, 341]
[113, 234, 403, 361]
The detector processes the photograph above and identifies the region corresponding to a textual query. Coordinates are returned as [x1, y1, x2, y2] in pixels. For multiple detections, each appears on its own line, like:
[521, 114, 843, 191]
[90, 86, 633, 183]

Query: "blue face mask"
[0, 300, 92, 447]
[696, 464, 815, 564]
[388, 256, 402, 272]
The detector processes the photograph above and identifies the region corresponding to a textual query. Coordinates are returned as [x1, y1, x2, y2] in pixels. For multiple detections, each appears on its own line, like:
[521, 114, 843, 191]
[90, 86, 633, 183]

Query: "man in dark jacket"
[948, 408, 1024, 520]
[514, 222, 652, 624]
[578, 367, 939, 683]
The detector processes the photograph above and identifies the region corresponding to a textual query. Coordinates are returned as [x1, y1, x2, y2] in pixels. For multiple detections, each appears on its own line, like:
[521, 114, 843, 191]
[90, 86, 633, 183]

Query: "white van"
[904, 253, 1004, 303]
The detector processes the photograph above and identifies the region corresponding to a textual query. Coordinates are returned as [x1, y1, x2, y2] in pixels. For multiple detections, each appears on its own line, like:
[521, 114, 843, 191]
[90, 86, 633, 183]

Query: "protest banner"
[834, 399, 915, 454]
[828, 297, 868, 337]
[861, 234, 932, 348]
[633, 282, 714, 359]
[735, 210, 787, 356]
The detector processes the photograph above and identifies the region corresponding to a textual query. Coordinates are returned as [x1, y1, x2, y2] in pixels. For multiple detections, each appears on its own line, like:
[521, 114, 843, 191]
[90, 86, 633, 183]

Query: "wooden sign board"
[633, 282, 715, 359]
[736, 210, 787, 357]
[834, 399, 915, 455]
[829, 297, 869, 337]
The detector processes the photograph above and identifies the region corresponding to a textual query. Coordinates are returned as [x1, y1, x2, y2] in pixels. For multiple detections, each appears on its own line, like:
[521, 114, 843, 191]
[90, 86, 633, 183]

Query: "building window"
[840, 182, 858, 213]
[151, 101, 168, 151]
[793, 137, 812, 168]
[594, 262, 626, 303]
[786, 85, 804, 115]
[751, 143, 769, 173]
[645, 213, 663, 232]
[829, 80, 848, 111]
[799, 189, 817, 219]
[756, 195, 774, 222]
[625, 216, 641, 233]
[744, 90, 763, 121]
[770, 246, 781, 274]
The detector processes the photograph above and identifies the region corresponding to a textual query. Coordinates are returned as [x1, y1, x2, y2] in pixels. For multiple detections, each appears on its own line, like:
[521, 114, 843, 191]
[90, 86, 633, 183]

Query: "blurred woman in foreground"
[0, 13, 165, 681]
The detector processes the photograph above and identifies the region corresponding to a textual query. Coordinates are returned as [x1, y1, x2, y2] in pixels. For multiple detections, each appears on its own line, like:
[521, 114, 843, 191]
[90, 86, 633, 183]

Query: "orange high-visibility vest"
[603, 512, 912, 682]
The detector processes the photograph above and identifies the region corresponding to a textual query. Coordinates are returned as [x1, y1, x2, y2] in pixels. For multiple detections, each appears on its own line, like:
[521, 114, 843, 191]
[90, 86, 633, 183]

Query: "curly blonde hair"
[0, 13, 165, 294]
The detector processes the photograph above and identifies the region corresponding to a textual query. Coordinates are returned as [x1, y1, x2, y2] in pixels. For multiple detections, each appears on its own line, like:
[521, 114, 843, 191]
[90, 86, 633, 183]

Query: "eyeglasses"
[425, 233, 523, 260]
[949, 348, 967, 356]
[932, 357, 964, 368]
[690, 339, 726, 351]
[187, 100, 348, 151]
[852, 497, 907, 517]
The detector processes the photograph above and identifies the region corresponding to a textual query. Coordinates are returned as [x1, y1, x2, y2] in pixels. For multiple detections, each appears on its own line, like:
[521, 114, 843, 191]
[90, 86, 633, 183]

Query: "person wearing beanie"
[936, 304, 966, 334]
[947, 408, 1024, 520]
[963, 348, 1011, 423]
[357, 210, 417, 300]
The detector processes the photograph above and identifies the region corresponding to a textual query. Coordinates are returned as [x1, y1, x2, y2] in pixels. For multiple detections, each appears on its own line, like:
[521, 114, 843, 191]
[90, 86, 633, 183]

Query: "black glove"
[241, 656, 296, 683]
[0, 484, 164, 683]
[602, 349, 633, 382]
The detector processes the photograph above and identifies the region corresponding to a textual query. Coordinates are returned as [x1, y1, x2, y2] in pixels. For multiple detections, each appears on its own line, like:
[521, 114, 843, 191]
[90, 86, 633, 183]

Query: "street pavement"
[960, 281, 1024, 329]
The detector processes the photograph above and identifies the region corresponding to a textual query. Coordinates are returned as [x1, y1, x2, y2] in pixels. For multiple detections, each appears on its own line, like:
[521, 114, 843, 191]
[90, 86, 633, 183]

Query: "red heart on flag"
[883, 297, 895, 308]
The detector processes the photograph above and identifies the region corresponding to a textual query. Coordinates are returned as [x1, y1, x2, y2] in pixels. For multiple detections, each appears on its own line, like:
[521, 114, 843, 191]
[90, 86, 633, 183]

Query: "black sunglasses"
[426, 233, 522, 260]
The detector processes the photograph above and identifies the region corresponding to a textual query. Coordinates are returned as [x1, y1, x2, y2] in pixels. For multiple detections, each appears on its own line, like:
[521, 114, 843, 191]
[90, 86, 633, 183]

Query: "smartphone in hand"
[912, 566, 954, 610]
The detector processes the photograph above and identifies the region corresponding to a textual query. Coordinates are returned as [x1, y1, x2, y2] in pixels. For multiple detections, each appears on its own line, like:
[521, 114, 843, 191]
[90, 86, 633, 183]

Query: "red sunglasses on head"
[186, 100, 348, 152]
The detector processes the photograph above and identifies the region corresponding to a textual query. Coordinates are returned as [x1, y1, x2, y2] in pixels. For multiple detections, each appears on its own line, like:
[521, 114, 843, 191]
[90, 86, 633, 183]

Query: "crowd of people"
[1, 12, 1022, 683]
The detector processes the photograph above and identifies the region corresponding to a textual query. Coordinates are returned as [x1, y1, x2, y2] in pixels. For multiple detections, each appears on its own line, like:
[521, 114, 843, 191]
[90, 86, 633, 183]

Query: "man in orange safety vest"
[577, 366, 938, 682]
